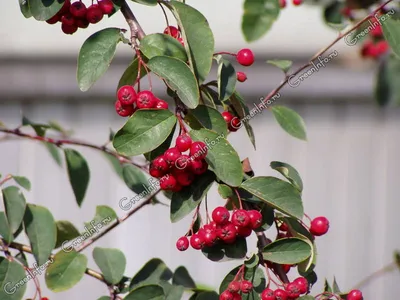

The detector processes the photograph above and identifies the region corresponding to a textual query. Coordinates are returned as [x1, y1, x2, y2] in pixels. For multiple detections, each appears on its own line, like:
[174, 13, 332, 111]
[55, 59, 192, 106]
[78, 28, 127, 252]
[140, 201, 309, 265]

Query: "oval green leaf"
[113, 109, 177, 156]
[382, 17, 400, 59]
[125, 284, 165, 300]
[267, 59, 293, 73]
[270, 161, 303, 192]
[77, 28, 123, 91]
[19, 0, 32, 18]
[271, 105, 307, 140]
[184, 105, 228, 136]
[130, 258, 173, 289]
[0, 212, 12, 243]
[0, 258, 27, 299]
[28, 0, 63, 21]
[172, 266, 196, 288]
[140, 33, 188, 61]
[190, 129, 243, 187]
[55, 220, 80, 248]
[262, 237, 312, 264]
[93, 247, 126, 284]
[147, 56, 199, 109]
[131, 0, 157, 5]
[11, 176, 31, 191]
[216, 55, 236, 101]
[3, 186, 26, 234]
[45, 250, 88, 292]
[219, 264, 265, 294]
[23, 204, 57, 266]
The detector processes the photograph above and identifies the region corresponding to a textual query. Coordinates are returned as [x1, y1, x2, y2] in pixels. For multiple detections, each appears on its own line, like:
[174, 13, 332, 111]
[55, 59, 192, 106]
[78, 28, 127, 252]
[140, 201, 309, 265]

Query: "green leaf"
[84, 205, 117, 233]
[45, 250, 88, 292]
[0, 212, 13, 243]
[22, 116, 49, 137]
[190, 129, 243, 187]
[3, 186, 26, 234]
[267, 59, 292, 73]
[28, 0, 64, 21]
[184, 105, 228, 136]
[113, 109, 177, 156]
[123, 165, 149, 193]
[298, 296, 315, 300]
[77, 28, 123, 91]
[324, 279, 332, 292]
[172, 266, 196, 288]
[131, 0, 157, 6]
[98, 297, 111, 300]
[202, 237, 247, 262]
[11, 176, 31, 191]
[44, 142, 63, 167]
[332, 277, 341, 293]
[117, 56, 148, 91]
[200, 85, 220, 108]
[283, 217, 314, 242]
[240, 176, 303, 219]
[64, 149, 90, 207]
[171, 171, 215, 222]
[0, 258, 27, 299]
[19, 0, 32, 18]
[242, 0, 280, 42]
[104, 153, 124, 180]
[323, 1, 346, 30]
[218, 184, 233, 199]
[215, 55, 236, 101]
[140, 33, 188, 61]
[125, 284, 165, 300]
[160, 282, 185, 300]
[245, 253, 260, 269]
[130, 258, 173, 289]
[270, 161, 303, 192]
[194, 291, 220, 300]
[219, 265, 266, 295]
[262, 237, 312, 264]
[144, 124, 176, 162]
[375, 60, 392, 106]
[147, 56, 199, 109]
[169, 1, 215, 83]
[55, 220, 80, 248]
[23, 204, 57, 266]
[382, 17, 400, 59]
[93, 247, 126, 284]
[271, 105, 307, 140]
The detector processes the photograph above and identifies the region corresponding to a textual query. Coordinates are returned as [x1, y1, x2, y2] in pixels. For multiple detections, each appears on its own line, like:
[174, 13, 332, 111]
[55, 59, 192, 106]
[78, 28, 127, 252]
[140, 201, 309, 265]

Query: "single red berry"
[232, 293, 241, 300]
[86, 4, 104, 24]
[229, 117, 242, 132]
[376, 40, 389, 55]
[61, 13, 76, 26]
[248, 210, 263, 229]
[261, 288, 276, 300]
[70, 2, 87, 18]
[198, 228, 217, 247]
[191, 159, 208, 175]
[274, 289, 288, 300]
[190, 141, 208, 160]
[164, 26, 180, 38]
[279, 0, 287, 8]
[204, 221, 217, 231]
[41, 298, 50, 300]
[285, 282, 300, 298]
[175, 171, 194, 186]
[292, 0, 303, 6]
[175, 154, 192, 171]
[164, 147, 182, 165]
[240, 280, 253, 294]
[231, 209, 251, 227]
[279, 222, 289, 232]
[222, 111, 234, 125]
[236, 48, 255, 67]
[220, 290, 234, 300]
[159, 174, 177, 191]
[228, 281, 241, 293]
[117, 85, 137, 106]
[177, 37, 184, 46]
[176, 135, 192, 152]
[150, 155, 169, 174]
[237, 72, 247, 82]
[212, 206, 230, 225]
[217, 223, 237, 243]
[136, 90, 157, 109]
[176, 236, 189, 251]
[155, 99, 169, 109]
[46, 14, 60, 24]
[98, 0, 114, 14]
[370, 23, 383, 37]
[282, 264, 291, 273]
[115, 100, 134, 117]
[347, 289, 363, 300]
[149, 167, 163, 178]
[189, 233, 204, 250]
[293, 277, 308, 294]
[236, 226, 252, 238]
[310, 216, 329, 236]
[172, 182, 183, 192]
[76, 18, 89, 28]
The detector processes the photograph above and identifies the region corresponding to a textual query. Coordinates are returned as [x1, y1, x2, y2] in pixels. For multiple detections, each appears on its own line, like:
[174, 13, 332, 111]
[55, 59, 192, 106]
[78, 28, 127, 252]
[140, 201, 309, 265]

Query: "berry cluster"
[149, 135, 208, 192]
[236, 48, 255, 83]
[176, 207, 262, 251]
[259, 277, 308, 300]
[360, 19, 389, 59]
[163, 26, 184, 46]
[46, 0, 114, 35]
[279, 0, 303, 8]
[220, 280, 254, 300]
[115, 85, 169, 117]
[221, 111, 241, 132]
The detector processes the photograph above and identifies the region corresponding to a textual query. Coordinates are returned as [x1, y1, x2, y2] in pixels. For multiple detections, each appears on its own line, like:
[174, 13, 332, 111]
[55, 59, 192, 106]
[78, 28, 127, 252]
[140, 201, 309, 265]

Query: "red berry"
[115, 100, 134, 117]
[86, 4, 104, 24]
[274, 289, 288, 300]
[190, 141, 208, 160]
[231, 209, 251, 227]
[310, 216, 329, 236]
[117, 85, 137, 106]
[222, 111, 234, 124]
[70, 2, 87, 18]
[370, 23, 383, 37]
[189, 233, 204, 250]
[176, 135, 192, 152]
[149, 168, 163, 178]
[164, 26, 180, 38]
[217, 223, 237, 243]
[240, 280, 253, 294]
[177, 37, 184, 46]
[61, 13, 76, 26]
[292, 0, 302, 6]
[261, 288, 276, 300]
[150, 155, 169, 174]
[136, 90, 157, 109]
[248, 210, 263, 229]
[279, 222, 289, 232]
[164, 147, 182, 165]
[46, 14, 60, 24]
[176, 236, 189, 251]
[347, 289, 363, 300]
[220, 290, 234, 300]
[237, 72, 247, 82]
[285, 282, 300, 298]
[293, 277, 308, 294]
[159, 174, 177, 191]
[191, 159, 208, 175]
[155, 99, 169, 109]
[236, 48, 255, 67]
[198, 228, 217, 247]
[59, 0, 71, 15]
[279, 0, 287, 8]
[76, 18, 89, 28]
[376, 40, 389, 55]
[236, 226, 252, 238]
[175, 171, 194, 186]
[232, 293, 241, 300]
[282, 264, 291, 273]
[41, 298, 50, 300]
[228, 281, 241, 293]
[98, 0, 114, 15]
[229, 117, 241, 132]
[175, 154, 192, 171]
[212, 206, 230, 225]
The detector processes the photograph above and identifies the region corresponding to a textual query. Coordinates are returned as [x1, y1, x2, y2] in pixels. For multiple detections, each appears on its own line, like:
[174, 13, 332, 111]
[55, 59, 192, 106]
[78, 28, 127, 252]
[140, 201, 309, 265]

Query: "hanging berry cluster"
[360, 17, 389, 59]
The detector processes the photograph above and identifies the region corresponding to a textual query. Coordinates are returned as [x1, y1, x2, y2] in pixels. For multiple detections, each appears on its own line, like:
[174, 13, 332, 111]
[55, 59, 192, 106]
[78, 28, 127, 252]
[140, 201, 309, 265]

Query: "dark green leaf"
[215, 55, 236, 101]
[22, 116, 49, 137]
[382, 17, 400, 58]
[125, 284, 165, 300]
[172, 266, 196, 288]
[113, 109, 177, 156]
[324, 279, 332, 292]
[240, 176, 303, 219]
[332, 277, 341, 293]
[11, 176, 31, 191]
[55, 220, 80, 248]
[375, 60, 391, 106]
[0, 257, 27, 299]
[195, 291, 219, 300]
[64, 149, 90, 207]
[262, 237, 312, 264]
[219, 265, 266, 294]
[270, 161, 303, 192]
[130, 258, 173, 289]
[117, 56, 148, 91]
[123, 165, 152, 194]
[144, 124, 176, 161]
[45, 250, 88, 292]
[323, 1, 346, 30]
[184, 105, 228, 136]
[28, 0, 64, 21]
[245, 253, 259, 269]
[131, 0, 157, 6]
[83, 205, 116, 233]
[0, 212, 13, 243]
[140, 33, 188, 61]
[77, 28, 123, 91]
[202, 238, 247, 262]
[23, 204, 57, 266]
[271, 105, 307, 140]
[218, 184, 233, 199]
[282, 217, 314, 242]
[160, 281, 185, 300]
[93, 247, 126, 284]
[147, 56, 199, 109]
[44, 142, 63, 167]
[104, 153, 124, 180]
[97, 297, 111, 300]
[19, 0, 32, 18]
[375, 55, 400, 106]
[267, 59, 292, 73]
[200, 85, 221, 108]
[2, 186, 26, 234]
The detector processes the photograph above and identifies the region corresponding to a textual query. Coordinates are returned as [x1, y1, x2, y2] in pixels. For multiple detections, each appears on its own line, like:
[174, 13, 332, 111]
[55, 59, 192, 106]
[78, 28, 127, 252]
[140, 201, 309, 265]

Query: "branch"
[120, 0, 146, 41]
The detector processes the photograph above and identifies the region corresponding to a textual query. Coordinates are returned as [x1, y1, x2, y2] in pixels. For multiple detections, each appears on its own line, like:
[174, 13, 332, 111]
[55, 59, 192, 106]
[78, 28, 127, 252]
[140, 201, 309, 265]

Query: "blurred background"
[1, 0, 400, 299]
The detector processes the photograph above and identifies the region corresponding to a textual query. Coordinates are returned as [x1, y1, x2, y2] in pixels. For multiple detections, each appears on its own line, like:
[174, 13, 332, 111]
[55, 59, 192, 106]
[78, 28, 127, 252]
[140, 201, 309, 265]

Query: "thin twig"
[120, 0, 146, 41]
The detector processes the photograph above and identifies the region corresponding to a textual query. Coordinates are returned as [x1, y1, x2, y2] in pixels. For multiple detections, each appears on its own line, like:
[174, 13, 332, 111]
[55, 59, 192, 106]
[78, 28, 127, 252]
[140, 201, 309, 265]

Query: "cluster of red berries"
[46, 0, 114, 35]
[115, 85, 168, 117]
[176, 207, 263, 251]
[361, 19, 389, 59]
[149, 135, 208, 192]
[163, 25, 184, 47]
[279, 0, 303, 8]
[221, 111, 241, 133]
[259, 277, 308, 300]
[220, 280, 254, 300]
[235, 48, 254, 83]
